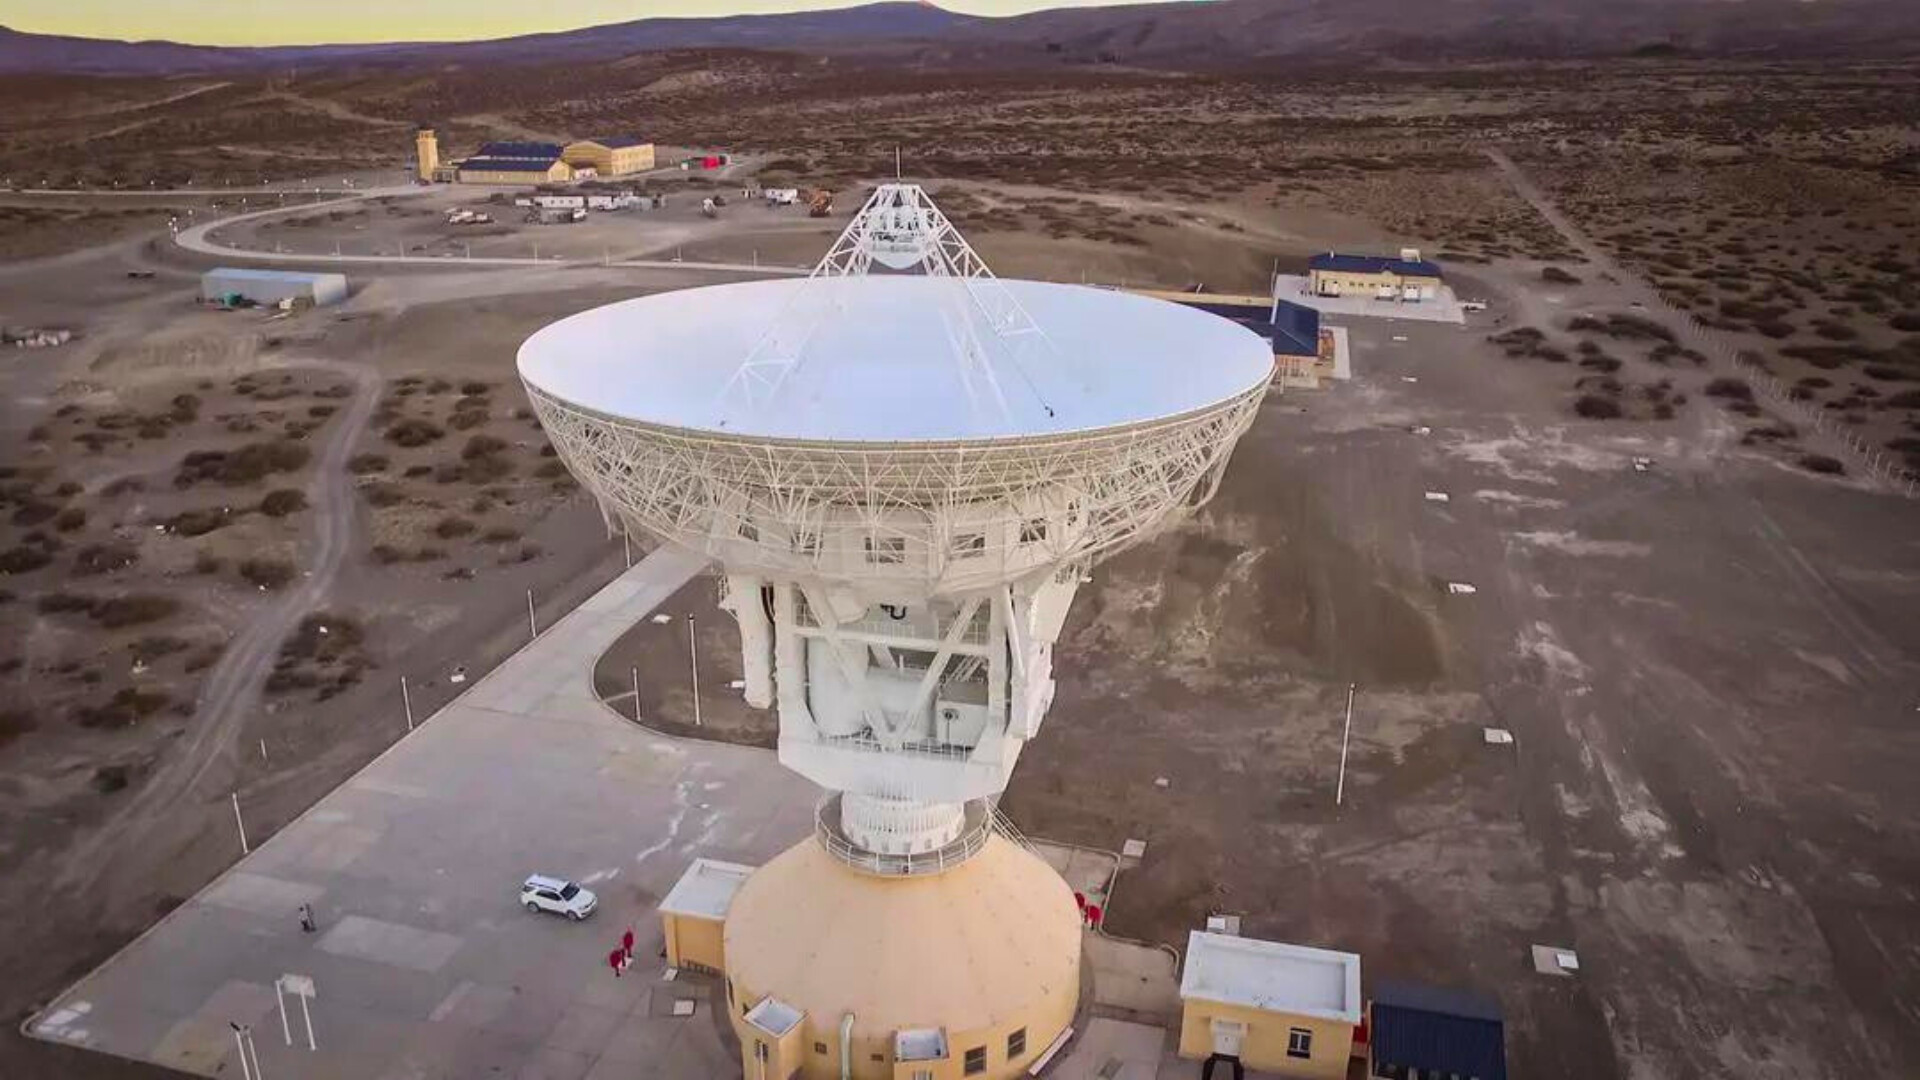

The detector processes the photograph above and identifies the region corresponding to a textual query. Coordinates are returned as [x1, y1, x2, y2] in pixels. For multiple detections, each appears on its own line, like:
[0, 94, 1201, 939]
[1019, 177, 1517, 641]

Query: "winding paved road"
[171, 186, 807, 276]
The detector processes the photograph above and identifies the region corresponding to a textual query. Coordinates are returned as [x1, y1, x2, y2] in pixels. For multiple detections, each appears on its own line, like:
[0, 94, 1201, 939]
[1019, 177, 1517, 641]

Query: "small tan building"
[1178, 931, 1363, 1079]
[658, 856, 753, 974]
[563, 137, 656, 177]
[1307, 251, 1443, 302]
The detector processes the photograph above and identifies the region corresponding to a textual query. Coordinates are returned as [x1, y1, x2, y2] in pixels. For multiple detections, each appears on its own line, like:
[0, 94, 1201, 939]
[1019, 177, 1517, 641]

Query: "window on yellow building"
[1287, 1028, 1312, 1059]
[1008, 1028, 1027, 1058]
[964, 1045, 987, 1074]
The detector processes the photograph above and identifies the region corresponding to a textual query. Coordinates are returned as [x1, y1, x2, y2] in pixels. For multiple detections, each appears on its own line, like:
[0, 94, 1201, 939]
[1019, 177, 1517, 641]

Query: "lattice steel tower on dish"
[519, 184, 1273, 1079]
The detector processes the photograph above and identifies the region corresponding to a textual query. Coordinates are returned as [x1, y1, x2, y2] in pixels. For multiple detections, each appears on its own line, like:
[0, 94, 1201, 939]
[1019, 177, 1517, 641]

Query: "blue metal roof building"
[1168, 297, 1321, 359]
[1369, 981, 1507, 1080]
[1308, 252, 1444, 278]
[459, 155, 563, 171]
[475, 141, 565, 160]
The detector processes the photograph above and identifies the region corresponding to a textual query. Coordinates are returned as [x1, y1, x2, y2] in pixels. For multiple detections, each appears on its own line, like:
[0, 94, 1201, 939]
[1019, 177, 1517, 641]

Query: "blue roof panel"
[459, 156, 561, 171]
[477, 141, 564, 159]
[1371, 981, 1506, 1080]
[1309, 252, 1443, 278]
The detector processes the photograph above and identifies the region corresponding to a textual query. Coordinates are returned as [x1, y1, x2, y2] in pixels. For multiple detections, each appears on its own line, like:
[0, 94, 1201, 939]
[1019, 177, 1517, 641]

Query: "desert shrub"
[460, 380, 490, 395]
[1574, 395, 1622, 419]
[74, 687, 171, 728]
[92, 594, 180, 628]
[433, 515, 476, 539]
[165, 507, 233, 536]
[1886, 389, 1920, 409]
[480, 525, 521, 543]
[1754, 320, 1795, 339]
[175, 441, 310, 487]
[193, 552, 223, 574]
[386, 418, 445, 447]
[102, 477, 144, 497]
[403, 464, 432, 478]
[259, 489, 307, 517]
[534, 460, 570, 480]
[73, 543, 138, 575]
[1705, 378, 1753, 402]
[129, 635, 188, 662]
[348, 453, 388, 474]
[239, 558, 295, 590]
[37, 591, 96, 614]
[1890, 314, 1920, 332]
[53, 507, 87, 532]
[0, 708, 35, 746]
[462, 435, 508, 459]
[363, 483, 406, 507]
[460, 455, 513, 483]
[11, 500, 57, 527]
[308, 404, 337, 418]
[1797, 454, 1845, 475]
[1578, 356, 1622, 373]
[447, 408, 489, 431]
[1541, 266, 1581, 285]
[1863, 365, 1918, 383]
[370, 544, 403, 565]
[0, 545, 54, 574]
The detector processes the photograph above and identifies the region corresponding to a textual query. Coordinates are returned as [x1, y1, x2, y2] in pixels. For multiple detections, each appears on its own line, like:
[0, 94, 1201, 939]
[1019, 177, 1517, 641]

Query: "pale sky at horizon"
[1, 0, 1194, 47]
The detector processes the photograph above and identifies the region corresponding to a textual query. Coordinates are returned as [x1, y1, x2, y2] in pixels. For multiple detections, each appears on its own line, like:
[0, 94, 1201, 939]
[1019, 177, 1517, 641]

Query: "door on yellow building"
[1209, 1018, 1247, 1057]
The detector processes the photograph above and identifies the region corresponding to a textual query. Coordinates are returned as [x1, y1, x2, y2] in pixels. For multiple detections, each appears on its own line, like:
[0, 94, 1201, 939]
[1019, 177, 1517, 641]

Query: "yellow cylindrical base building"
[723, 832, 1081, 1080]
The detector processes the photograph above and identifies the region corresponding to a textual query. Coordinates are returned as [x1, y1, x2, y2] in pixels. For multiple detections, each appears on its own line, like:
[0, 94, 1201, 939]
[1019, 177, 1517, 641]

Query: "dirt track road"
[56, 359, 382, 898]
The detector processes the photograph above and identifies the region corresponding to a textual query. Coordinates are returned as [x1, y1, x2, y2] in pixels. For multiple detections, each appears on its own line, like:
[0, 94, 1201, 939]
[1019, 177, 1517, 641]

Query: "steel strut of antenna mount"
[718, 183, 1058, 422]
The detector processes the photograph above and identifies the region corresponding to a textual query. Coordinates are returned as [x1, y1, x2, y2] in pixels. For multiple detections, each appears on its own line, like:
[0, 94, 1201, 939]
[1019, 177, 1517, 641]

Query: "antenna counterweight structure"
[521, 183, 1272, 871]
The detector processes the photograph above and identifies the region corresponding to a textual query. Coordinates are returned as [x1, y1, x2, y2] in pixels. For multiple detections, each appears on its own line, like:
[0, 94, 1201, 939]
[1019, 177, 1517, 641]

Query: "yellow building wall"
[739, 1013, 808, 1080]
[1178, 999, 1355, 1079]
[663, 912, 726, 973]
[609, 144, 655, 174]
[564, 142, 655, 176]
[459, 162, 571, 185]
[725, 968, 1074, 1080]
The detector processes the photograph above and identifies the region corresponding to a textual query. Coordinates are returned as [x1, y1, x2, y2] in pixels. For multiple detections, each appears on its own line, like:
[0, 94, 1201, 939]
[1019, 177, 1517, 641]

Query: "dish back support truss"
[720, 183, 1057, 426]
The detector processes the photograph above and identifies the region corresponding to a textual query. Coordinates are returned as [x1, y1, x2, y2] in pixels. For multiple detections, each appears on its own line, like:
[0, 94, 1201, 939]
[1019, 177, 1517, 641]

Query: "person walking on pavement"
[298, 903, 316, 933]
[622, 927, 635, 964]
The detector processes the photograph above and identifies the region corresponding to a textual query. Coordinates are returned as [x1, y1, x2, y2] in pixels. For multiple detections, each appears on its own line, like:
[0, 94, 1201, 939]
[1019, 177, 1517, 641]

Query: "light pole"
[1335, 683, 1355, 806]
[687, 613, 702, 727]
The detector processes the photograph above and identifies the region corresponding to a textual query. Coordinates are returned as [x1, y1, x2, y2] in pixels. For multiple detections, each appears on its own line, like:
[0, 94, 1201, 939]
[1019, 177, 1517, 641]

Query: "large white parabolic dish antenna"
[521, 184, 1274, 864]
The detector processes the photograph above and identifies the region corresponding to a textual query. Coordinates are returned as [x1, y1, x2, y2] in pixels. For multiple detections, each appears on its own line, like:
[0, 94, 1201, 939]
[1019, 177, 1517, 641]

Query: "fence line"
[1639, 291, 1918, 498]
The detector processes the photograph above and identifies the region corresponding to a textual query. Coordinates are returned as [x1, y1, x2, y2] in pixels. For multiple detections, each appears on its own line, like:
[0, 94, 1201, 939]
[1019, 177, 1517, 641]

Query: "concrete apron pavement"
[28, 545, 822, 1080]
[32, 542, 1196, 1079]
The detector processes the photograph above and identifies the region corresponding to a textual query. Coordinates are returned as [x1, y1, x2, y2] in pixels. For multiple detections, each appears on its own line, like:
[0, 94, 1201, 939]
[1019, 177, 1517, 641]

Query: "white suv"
[521, 874, 597, 920]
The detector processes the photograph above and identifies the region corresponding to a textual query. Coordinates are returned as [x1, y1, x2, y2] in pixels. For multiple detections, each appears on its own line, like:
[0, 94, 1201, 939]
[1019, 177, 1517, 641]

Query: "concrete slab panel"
[200, 872, 325, 917]
[542, 1001, 628, 1055]
[317, 915, 465, 973]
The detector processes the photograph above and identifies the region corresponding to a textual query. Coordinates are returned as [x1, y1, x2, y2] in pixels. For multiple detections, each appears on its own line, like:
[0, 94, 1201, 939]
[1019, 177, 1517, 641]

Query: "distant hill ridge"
[3, 0, 1916, 75]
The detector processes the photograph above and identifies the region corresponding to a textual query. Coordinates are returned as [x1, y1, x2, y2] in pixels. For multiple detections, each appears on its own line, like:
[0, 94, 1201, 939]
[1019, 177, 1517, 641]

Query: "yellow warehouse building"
[563, 137, 657, 177]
